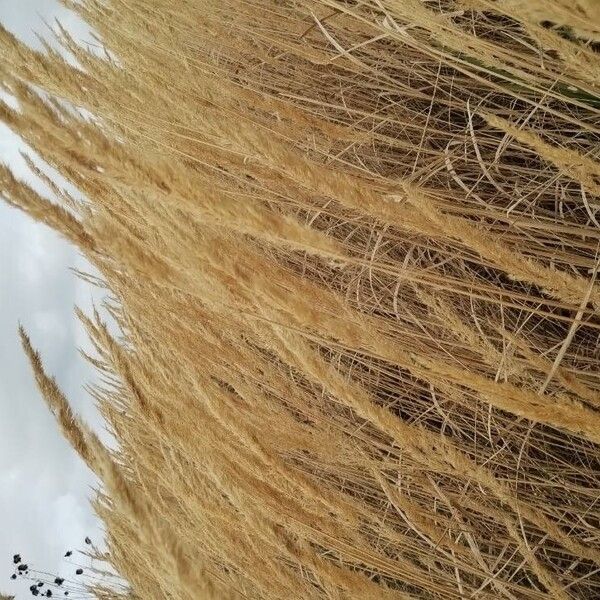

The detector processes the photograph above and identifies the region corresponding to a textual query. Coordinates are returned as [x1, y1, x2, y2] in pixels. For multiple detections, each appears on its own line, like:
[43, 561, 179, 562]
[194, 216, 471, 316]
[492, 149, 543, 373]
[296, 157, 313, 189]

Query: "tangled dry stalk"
[2, 1, 600, 598]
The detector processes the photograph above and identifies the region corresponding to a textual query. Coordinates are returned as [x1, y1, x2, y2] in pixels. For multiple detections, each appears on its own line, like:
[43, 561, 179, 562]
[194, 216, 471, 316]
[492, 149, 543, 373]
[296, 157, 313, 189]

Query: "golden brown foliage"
[2, 1, 600, 598]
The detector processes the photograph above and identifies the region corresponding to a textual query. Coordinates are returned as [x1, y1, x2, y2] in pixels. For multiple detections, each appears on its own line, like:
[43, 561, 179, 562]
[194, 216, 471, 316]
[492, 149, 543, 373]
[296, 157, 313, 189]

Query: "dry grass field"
[2, 1, 600, 598]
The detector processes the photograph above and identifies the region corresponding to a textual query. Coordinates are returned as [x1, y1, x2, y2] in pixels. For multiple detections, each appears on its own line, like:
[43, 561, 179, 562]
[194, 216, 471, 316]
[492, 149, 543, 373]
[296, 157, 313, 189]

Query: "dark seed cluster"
[8, 538, 93, 598]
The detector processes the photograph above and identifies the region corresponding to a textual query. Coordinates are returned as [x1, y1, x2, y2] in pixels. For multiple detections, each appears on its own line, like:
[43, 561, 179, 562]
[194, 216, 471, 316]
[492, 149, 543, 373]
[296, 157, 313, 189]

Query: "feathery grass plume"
[20, 328, 237, 600]
[4, 0, 600, 598]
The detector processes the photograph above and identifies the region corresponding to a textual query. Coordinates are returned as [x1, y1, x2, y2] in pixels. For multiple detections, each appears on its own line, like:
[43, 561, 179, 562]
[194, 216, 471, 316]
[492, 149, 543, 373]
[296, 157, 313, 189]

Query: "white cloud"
[0, 2, 111, 597]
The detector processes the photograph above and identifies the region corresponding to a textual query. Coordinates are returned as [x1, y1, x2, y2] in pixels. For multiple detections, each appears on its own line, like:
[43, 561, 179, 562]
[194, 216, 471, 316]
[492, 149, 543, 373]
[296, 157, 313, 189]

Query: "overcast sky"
[0, 2, 109, 597]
